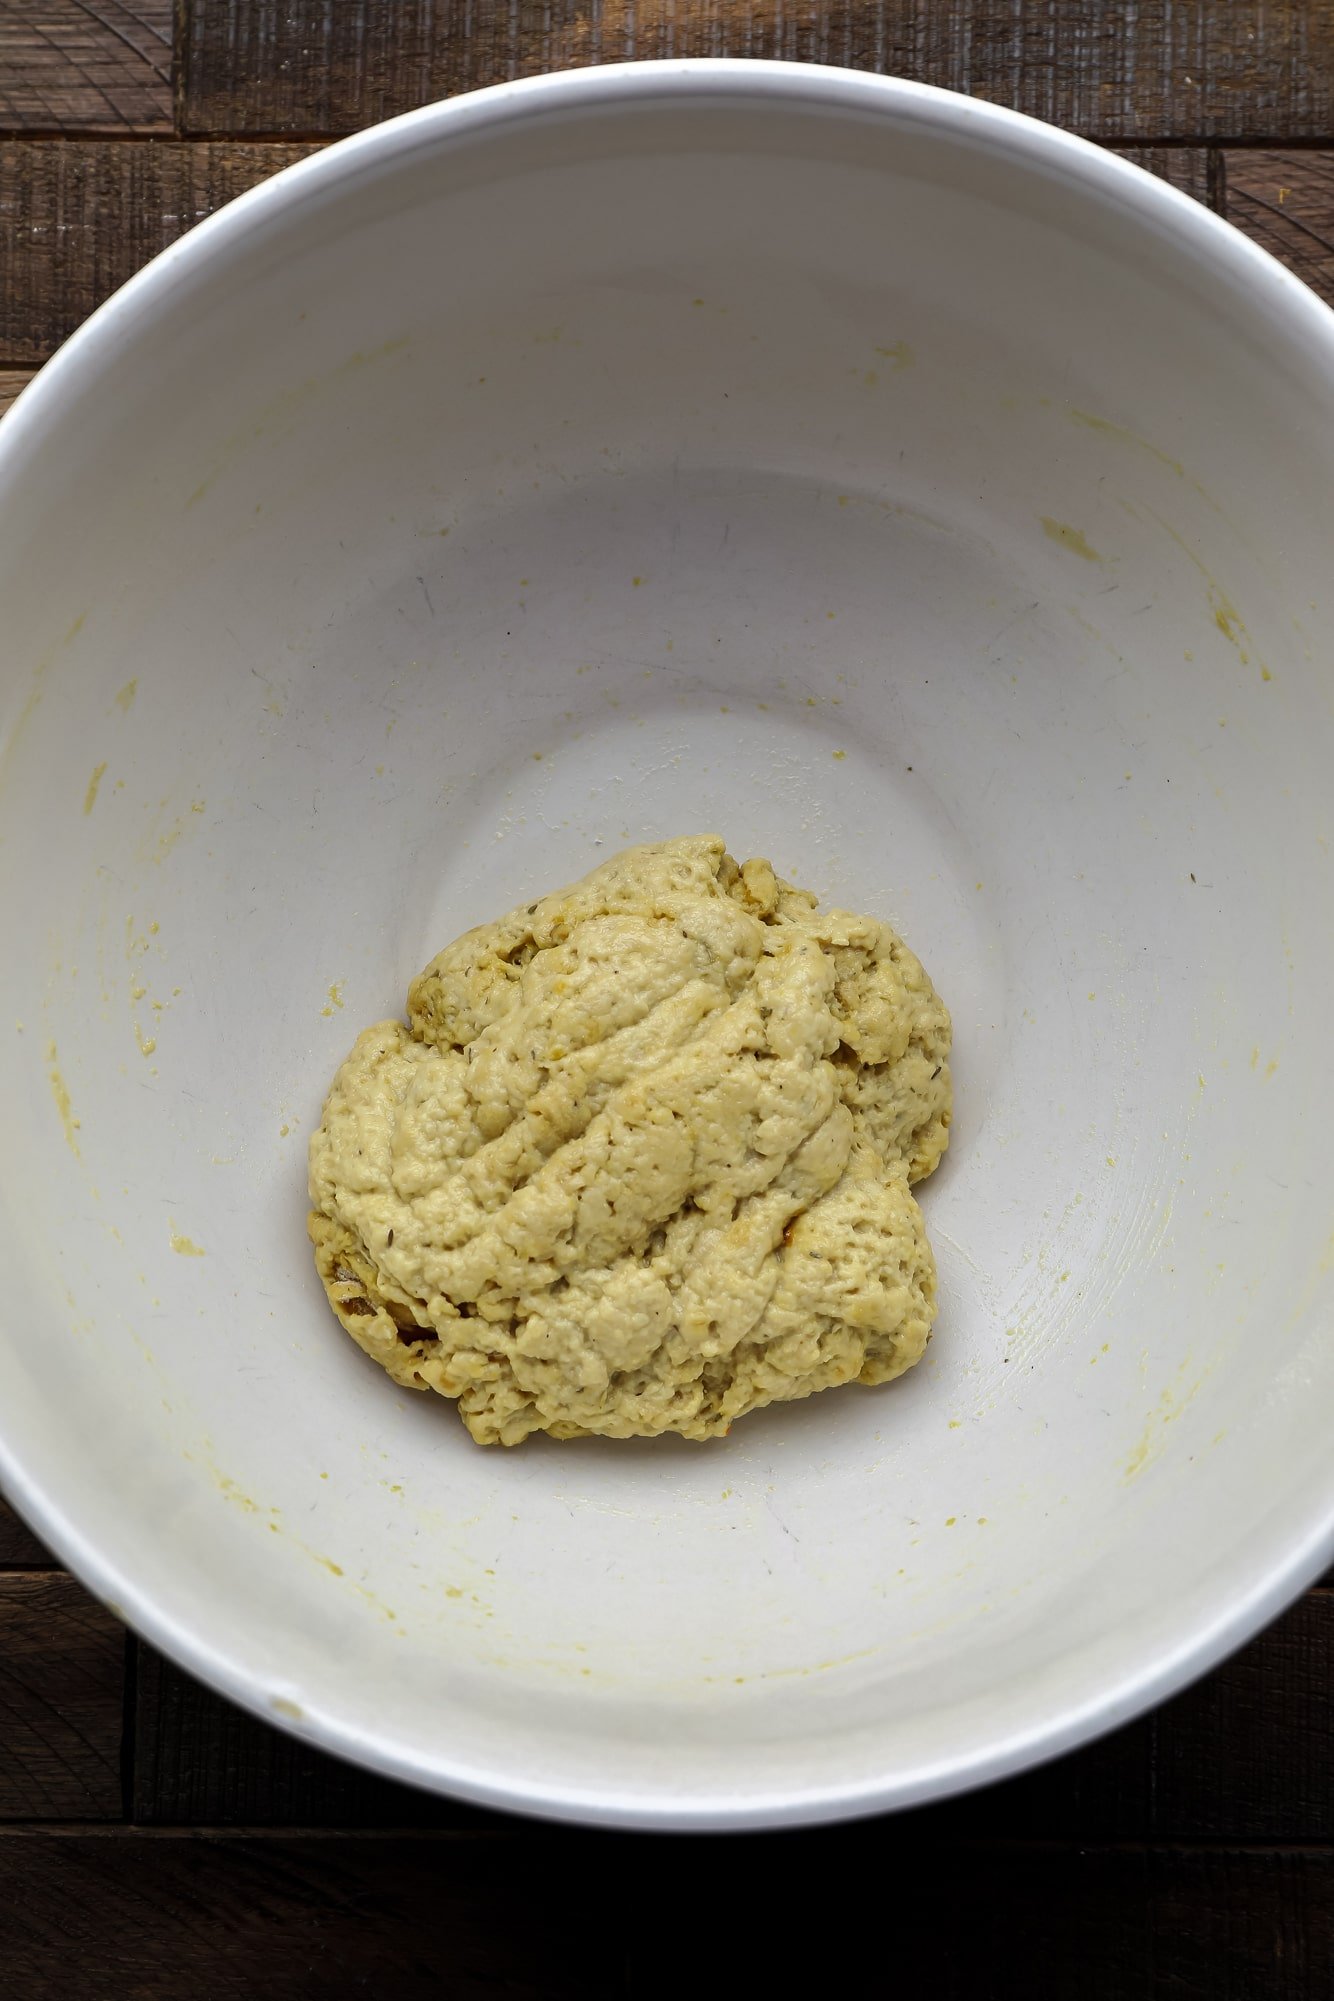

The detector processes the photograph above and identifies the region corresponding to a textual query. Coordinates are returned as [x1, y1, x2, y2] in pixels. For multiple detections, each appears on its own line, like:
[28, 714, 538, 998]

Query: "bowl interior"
[1, 69, 1332, 1826]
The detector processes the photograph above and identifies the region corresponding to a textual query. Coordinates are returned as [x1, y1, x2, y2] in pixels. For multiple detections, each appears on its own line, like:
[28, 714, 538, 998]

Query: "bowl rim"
[2, 57, 1332, 1832]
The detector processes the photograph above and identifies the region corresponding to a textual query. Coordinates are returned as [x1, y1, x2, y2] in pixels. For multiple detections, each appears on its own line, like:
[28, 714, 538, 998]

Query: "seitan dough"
[308, 836, 952, 1445]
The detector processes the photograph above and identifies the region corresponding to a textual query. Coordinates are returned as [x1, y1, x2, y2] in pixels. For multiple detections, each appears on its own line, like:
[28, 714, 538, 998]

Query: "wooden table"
[2, 7, 1332, 1994]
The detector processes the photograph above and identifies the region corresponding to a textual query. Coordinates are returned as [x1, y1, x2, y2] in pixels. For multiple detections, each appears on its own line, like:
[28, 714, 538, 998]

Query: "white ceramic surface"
[1, 62, 1332, 1830]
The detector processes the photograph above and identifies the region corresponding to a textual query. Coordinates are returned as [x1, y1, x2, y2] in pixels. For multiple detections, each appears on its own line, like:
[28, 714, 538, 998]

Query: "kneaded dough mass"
[308, 836, 952, 1445]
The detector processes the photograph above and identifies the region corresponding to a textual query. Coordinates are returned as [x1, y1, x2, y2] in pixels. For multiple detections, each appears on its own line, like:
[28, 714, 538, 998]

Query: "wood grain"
[0, 139, 319, 364]
[1148, 1850, 1334, 2001]
[0, 1494, 51, 1567]
[1153, 1587, 1334, 1841]
[0, 1833, 1328, 1999]
[0, 1832, 621, 2000]
[176, 0, 1334, 142]
[1222, 149, 1334, 307]
[0, 2, 171, 134]
[0, 1576, 124, 1821]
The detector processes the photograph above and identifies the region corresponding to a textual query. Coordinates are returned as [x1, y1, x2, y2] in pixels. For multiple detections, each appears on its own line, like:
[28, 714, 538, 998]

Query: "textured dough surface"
[308, 836, 952, 1445]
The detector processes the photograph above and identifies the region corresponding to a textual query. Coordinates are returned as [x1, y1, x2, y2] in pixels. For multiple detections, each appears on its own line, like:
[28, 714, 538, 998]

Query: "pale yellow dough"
[308, 836, 952, 1445]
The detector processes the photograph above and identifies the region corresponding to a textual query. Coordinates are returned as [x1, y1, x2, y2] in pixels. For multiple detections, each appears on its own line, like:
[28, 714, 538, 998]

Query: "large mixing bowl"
[1, 62, 1331, 1830]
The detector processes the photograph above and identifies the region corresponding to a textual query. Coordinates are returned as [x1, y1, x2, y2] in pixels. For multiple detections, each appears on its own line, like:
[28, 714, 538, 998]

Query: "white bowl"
[1, 61, 1332, 1831]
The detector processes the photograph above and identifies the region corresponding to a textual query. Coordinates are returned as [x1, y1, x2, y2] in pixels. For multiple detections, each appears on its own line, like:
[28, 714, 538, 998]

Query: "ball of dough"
[308, 835, 952, 1445]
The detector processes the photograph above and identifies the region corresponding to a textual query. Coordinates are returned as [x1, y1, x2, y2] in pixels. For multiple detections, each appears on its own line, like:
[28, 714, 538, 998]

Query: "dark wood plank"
[1153, 1587, 1334, 1842]
[0, 369, 36, 418]
[0, 2, 171, 134]
[0, 1576, 124, 1821]
[1143, 1848, 1334, 2001]
[0, 139, 319, 365]
[0, 1832, 619, 2000]
[0, 1492, 52, 1568]
[133, 1642, 491, 1828]
[1222, 148, 1334, 307]
[177, 0, 1334, 143]
[0, 1834, 1329, 2000]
